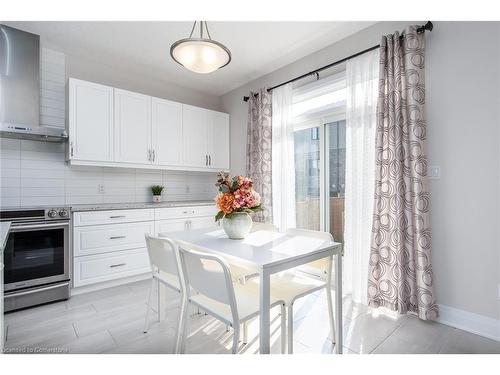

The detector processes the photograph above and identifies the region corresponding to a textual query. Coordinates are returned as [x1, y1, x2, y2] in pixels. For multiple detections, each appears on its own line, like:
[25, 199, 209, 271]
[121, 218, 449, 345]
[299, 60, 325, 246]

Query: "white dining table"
[159, 226, 343, 354]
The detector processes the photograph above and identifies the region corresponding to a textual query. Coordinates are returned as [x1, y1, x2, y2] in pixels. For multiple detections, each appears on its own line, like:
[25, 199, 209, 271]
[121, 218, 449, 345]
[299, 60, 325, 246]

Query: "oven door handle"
[10, 222, 69, 231]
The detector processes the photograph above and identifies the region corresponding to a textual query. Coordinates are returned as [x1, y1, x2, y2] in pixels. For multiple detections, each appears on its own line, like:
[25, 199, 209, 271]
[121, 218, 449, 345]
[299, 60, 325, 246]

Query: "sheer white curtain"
[272, 83, 296, 232]
[343, 49, 379, 304]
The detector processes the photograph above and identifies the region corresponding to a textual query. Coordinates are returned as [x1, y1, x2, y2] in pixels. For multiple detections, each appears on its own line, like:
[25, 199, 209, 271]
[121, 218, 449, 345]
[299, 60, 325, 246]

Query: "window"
[292, 71, 347, 241]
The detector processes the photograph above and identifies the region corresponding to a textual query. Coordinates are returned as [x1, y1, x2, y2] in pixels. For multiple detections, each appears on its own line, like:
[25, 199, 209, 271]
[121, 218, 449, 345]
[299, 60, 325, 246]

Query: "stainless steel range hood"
[0, 24, 68, 143]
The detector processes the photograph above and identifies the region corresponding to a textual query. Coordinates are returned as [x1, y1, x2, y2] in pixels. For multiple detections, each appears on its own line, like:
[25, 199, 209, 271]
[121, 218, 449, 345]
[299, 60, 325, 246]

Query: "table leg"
[334, 252, 343, 354]
[259, 268, 271, 354]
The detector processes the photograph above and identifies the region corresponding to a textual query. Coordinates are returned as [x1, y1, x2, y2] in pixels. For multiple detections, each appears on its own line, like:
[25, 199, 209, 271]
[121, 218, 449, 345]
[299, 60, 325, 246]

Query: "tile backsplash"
[0, 138, 218, 208]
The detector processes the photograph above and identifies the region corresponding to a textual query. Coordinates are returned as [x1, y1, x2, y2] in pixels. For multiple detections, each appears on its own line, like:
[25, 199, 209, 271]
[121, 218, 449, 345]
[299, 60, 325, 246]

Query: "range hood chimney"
[0, 24, 68, 143]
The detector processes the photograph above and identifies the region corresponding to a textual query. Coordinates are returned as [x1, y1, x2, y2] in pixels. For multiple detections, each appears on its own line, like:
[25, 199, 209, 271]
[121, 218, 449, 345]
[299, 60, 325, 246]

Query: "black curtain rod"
[243, 21, 433, 102]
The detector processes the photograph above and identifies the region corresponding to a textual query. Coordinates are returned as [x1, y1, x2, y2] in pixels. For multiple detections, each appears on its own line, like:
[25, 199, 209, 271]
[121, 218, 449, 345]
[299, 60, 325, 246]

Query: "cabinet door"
[207, 111, 230, 170]
[152, 98, 183, 166]
[155, 219, 189, 235]
[189, 216, 218, 230]
[114, 89, 152, 164]
[182, 105, 208, 168]
[69, 79, 114, 161]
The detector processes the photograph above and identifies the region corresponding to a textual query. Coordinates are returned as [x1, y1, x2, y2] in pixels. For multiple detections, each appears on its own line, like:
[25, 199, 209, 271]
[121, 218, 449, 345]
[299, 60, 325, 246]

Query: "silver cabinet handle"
[109, 215, 126, 219]
[109, 236, 126, 240]
[70, 142, 74, 157]
[209, 155, 211, 166]
[205, 155, 208, 166]
[153, 149, 156, 162]
[147, 149, 151, 161]
[110, 263, 126, 268]
[182, 210, 195, 214]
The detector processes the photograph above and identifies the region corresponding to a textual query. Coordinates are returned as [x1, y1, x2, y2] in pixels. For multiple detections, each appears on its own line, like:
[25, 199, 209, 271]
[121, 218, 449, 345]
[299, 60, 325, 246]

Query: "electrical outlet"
[428, 166, 441, 179]
[98, 184, 105, 194]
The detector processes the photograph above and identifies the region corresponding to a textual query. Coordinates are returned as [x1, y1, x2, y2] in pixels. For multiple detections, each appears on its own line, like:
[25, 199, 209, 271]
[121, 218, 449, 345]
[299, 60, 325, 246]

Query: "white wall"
[221, 21, 500, 321]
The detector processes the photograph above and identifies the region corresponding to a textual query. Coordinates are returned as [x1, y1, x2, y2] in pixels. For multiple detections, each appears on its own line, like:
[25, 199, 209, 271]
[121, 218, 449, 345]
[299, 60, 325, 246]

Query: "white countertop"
[0, 222, 10, 253]
[70, 200, 215, 212]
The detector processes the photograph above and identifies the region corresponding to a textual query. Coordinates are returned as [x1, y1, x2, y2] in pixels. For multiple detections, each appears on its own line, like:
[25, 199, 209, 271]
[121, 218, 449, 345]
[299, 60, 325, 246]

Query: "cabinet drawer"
[74, 222, 154, 257]
[155, 217, 218, 236]
[73, 248, 150, 287]
[73, 209, 154, 226]
[154, 205, 216, 220]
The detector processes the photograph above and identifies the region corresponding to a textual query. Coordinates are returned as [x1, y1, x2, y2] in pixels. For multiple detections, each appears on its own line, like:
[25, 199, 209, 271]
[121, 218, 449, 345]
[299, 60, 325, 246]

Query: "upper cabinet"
[152, 98, 183, 167]
[114, 89, 152, 164]
[68, 79, 114, 162]
[207, 110, 230, 170]
[182, 106, 230, 170]
[67, 78, 229, 172]
[183, 105, 208, 168]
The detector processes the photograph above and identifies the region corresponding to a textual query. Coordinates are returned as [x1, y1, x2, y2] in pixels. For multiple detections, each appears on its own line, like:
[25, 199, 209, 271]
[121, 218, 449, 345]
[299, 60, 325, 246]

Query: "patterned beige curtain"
[368, 26, 438, 320]
[246, 88, 273, 222]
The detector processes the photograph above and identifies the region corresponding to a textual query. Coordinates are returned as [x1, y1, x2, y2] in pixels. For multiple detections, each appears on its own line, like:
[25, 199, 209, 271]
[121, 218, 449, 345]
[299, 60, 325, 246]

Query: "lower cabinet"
[74, 248, 151, 287]
[72, 205, 217, 290]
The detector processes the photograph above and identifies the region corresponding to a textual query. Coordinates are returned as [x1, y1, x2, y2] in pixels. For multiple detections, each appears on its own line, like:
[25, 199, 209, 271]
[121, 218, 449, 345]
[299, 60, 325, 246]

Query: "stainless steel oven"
[1, 207, 71, 312]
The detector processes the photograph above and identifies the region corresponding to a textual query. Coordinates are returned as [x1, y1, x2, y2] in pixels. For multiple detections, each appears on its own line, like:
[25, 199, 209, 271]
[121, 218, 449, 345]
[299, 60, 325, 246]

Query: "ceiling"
[4, 21, 375, 96]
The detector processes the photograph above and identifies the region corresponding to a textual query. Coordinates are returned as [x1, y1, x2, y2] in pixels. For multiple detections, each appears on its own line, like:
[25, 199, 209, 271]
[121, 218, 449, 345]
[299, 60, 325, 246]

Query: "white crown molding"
[437, 304, 500, 342]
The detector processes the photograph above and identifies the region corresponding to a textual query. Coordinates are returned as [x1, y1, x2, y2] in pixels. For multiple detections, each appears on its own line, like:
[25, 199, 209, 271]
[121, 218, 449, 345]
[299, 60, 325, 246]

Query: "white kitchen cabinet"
[73, 248, 151, 287]
[152, 98, 183, 166]
[73, 209, 154, 226]
[74, 221, 154, 257]
[68, 78, 229, 172]
[207, 110, 230, 170]
[114, 88, 152, 164]
[68, 78, 114, 162]
[182, 105, 208, 168]
[182, 105, 230, 170]
[72, 205, 216, 291]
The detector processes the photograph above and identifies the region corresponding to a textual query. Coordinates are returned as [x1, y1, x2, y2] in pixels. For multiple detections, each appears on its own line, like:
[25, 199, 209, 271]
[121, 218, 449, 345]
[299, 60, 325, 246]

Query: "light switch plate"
[98, 184, 105, 194]
[428, 166, 441, 179]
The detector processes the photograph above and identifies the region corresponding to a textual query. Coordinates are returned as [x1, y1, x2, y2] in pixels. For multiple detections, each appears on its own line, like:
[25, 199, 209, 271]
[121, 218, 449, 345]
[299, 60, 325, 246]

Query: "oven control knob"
[59, 209, 68, 218]
[47, 209, 58, 218]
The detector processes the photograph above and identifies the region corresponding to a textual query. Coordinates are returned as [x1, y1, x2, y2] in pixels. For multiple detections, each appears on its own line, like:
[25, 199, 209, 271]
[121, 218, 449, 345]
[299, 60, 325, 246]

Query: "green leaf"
[214, 211, 225, 222]
[220, 185, 230, 193]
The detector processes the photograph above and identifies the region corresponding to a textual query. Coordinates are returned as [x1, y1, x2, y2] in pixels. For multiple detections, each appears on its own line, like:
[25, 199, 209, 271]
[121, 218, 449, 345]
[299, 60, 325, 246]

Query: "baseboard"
[437, 304, 500, 342]
[71, 273, 151, 296]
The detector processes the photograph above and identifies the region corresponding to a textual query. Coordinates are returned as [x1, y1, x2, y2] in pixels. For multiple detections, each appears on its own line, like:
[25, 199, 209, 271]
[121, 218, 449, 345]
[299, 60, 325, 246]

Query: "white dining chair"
[175, 245, 286, 354]
[143, 234, 182, 334]
[248, 228, 336, 353]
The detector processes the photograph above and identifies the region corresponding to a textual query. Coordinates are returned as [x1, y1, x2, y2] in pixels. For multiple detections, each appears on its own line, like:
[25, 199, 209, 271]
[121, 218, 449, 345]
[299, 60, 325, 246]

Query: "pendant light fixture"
[170, 21, 231, 74]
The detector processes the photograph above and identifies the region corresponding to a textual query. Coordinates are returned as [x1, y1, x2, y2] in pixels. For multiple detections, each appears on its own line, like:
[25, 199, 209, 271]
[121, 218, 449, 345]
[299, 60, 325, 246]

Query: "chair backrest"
[286, 228, 334, 274]
[177, 245, 238, 316]
[250, 222, 279, 233]
[145, 234, 181, 278]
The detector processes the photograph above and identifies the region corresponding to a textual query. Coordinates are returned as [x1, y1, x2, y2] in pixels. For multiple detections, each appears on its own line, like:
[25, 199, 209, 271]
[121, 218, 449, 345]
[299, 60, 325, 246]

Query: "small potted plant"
[151, 185, 164, 203]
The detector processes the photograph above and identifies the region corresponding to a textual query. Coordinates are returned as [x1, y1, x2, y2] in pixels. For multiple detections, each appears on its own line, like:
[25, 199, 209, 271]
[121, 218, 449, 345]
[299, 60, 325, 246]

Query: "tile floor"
[3, 279, 500, 354]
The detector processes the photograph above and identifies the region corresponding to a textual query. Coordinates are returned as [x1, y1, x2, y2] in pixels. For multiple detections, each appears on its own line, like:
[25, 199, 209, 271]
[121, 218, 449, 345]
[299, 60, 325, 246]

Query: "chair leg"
[143, 277, 155, 333]
[232, 324, 240, 354]
[242, 322, 248, 344]
[156, 277, 161, 322]
[326, 283, 336, 344]
[175, 296, 189, 354]
[280, 304, 286, 354]
[287, 303, 294, 354]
